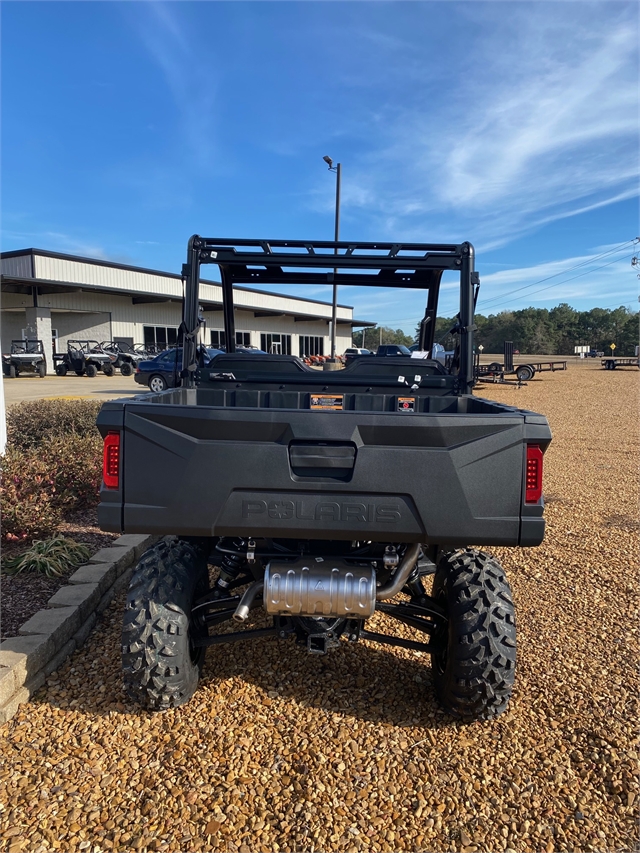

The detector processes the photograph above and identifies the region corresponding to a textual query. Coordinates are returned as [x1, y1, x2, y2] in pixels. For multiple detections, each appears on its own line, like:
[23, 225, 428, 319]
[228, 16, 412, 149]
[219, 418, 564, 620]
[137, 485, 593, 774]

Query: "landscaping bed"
[1, 400, 115, 639]
[1, 508, 118, 640]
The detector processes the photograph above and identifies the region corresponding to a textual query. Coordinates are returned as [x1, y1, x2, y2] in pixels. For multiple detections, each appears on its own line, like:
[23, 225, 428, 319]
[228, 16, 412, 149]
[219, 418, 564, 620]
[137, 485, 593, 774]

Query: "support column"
[24, 308, 53, 374]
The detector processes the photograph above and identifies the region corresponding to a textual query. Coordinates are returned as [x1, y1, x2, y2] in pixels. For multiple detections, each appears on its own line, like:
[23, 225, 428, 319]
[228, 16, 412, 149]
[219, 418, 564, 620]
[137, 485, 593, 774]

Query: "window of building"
[260, 333, 291, 355]
[299, 336, 324, 357]
[210, 330, 226, 349]
[210, 330, 251, 348]
[143, 326, 178, 351]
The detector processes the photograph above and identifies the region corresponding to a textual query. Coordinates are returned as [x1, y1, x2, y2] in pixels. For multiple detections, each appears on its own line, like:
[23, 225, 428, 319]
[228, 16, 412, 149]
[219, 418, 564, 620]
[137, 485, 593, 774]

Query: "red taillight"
[103, 431, 120, 489]
[525, 444, 543, 503]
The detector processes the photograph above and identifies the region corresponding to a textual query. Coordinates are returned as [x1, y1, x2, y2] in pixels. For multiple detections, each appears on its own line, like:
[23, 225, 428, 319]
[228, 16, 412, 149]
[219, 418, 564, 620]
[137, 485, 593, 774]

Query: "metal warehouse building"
[1, 248, 373, 368]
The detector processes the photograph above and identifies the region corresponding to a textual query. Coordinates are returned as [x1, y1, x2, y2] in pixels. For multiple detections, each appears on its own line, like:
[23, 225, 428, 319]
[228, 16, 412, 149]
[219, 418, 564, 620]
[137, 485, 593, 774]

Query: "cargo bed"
[97, 366, 550, 547]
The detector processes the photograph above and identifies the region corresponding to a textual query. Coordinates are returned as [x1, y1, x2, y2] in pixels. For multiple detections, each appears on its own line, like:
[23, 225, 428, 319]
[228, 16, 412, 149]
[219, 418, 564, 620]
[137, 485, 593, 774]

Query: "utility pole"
[322, 156, 341, 368]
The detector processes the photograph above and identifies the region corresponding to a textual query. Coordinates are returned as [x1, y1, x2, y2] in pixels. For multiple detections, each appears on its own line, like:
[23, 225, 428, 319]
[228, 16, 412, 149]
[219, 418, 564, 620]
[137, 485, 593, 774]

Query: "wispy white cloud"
[437, 23, 636, 209]
[474, 249, 638, 314]
[313, 4, 638, 249]
[1, 229, 108, 259]
[125, 2, 218, 171]
[338, 245, 639, 330]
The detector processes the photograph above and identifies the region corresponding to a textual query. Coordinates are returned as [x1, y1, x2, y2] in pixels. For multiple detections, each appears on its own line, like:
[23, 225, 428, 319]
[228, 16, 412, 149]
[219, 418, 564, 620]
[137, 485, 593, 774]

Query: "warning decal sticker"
[397, 397, 416, 412]
[310, 394, 344, 410]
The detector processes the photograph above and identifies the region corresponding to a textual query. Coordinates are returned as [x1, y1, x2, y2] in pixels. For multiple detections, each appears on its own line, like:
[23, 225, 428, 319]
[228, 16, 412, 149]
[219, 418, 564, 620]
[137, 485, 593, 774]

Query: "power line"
[367, 295, 638, 331]
[478, 238, 638, 310]
[368, 242, 639, 326]
[474, 252, 637, 314]
[386, 268, 639, 325]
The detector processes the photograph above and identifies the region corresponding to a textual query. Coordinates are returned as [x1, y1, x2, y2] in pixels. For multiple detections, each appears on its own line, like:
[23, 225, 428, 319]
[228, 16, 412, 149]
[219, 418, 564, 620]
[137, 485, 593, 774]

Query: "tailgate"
[103, 402, 548, 546]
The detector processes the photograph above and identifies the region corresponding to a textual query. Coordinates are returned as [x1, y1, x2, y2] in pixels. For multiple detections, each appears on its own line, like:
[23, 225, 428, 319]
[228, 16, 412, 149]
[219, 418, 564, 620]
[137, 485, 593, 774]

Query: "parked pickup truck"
[376, 344, 413, 357]
[97, 236, 552, 721]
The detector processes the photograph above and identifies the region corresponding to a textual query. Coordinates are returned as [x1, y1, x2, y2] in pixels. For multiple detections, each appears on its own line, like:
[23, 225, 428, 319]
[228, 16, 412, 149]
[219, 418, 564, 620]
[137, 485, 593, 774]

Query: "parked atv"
[100, 342, 141, 376]
[2, 339, 47, 378]
[53, 340, 116, 377]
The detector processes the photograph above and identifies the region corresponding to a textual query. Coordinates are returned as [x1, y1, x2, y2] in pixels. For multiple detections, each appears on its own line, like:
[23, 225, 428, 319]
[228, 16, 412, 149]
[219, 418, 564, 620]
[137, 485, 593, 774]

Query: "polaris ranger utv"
[54, 340, 116, 377]
[97, 237, 551, 720]
[2, 339, 47, 377]
[100, 341, 141, 376]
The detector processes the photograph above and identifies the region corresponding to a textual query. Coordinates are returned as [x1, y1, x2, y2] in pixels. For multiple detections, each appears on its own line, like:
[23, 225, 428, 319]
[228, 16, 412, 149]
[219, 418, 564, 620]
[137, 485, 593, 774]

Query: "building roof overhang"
[0, 275, 376, 327]
[0, 247, 358, 311]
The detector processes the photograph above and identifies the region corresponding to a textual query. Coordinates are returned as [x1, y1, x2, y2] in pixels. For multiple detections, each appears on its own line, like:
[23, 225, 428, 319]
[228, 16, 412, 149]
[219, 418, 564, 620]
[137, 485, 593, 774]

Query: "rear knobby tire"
[37, 361, 46, 378]
[431, 549, 516, 720]
[122, 537, 209, 710]
[120, 361, 133, 377]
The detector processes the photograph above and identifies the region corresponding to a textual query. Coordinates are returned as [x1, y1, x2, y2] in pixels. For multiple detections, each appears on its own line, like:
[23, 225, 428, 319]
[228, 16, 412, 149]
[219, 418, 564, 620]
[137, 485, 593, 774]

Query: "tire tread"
[122, 537, 208, 711]
[432, 549, 516, 721]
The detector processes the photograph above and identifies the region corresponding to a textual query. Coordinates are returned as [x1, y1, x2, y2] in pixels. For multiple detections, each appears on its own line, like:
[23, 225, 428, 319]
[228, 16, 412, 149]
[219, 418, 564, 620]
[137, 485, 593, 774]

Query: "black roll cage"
[181, 236, 478, 394]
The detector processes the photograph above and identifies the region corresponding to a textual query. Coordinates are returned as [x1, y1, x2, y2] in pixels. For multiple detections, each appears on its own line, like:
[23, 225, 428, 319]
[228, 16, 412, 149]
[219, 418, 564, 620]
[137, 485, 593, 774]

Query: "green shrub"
[1, 447, 62, 540]
[2, 536, 91, 577]
[1, 400, 104, 541]
[6, 399, 102, 452]
[43, 433, 103, 510]
[1, 432, 103, 541]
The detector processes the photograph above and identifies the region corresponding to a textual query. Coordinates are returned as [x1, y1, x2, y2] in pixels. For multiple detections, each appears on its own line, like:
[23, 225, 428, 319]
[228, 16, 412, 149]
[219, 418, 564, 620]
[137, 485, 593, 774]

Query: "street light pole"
[331, 162, 341, 360]
[323, 156, 341, 363]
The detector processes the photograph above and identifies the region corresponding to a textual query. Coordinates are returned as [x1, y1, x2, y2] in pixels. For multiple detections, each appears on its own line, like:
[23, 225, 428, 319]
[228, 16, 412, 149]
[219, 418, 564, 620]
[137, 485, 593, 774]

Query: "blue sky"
[1, 1, 638, 331]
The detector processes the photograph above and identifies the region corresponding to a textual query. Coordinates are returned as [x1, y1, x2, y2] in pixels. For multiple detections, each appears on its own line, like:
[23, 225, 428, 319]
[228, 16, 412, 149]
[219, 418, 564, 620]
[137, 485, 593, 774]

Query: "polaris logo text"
[242, 499, 401, 523]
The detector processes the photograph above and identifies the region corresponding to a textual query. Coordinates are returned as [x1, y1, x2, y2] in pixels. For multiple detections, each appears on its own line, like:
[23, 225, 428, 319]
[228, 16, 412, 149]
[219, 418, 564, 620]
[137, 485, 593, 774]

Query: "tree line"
[354, 304, 639, 356]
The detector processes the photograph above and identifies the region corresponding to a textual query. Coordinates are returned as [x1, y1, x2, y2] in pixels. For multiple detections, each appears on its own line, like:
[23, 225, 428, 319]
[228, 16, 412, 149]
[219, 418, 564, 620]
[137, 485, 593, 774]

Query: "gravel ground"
[1, 510, 118, 640]
[0, 362, 638, 853]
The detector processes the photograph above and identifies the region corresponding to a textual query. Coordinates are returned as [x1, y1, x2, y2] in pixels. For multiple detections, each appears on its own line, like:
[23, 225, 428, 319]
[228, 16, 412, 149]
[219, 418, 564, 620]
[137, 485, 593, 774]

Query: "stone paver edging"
[0, 533, 157, 723]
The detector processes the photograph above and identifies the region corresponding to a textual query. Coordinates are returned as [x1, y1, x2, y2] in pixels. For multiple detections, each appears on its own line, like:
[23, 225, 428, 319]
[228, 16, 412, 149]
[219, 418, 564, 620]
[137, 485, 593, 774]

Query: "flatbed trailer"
[601, 357, 640, 370]
[476, 359, 567, 382]
[475, 342, 568, 382]
[519, 360, 567, 372]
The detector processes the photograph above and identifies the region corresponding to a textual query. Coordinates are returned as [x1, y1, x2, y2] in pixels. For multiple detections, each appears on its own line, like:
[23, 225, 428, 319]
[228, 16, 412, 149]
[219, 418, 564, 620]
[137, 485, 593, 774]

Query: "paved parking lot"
[2, 373, 143, 406]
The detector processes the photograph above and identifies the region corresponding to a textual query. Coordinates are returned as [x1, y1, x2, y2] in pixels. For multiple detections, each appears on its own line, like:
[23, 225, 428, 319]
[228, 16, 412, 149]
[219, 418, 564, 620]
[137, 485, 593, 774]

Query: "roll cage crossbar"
[181, 236, 477, 393]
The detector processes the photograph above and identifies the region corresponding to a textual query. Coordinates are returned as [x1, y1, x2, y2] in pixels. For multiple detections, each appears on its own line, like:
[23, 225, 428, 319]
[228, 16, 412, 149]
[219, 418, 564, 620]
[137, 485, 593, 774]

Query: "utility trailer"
[601, 357, 640, 370]
[476, 341, 567, 381]
[97, 236, 552, 721]
[2, 340, 47, 378]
